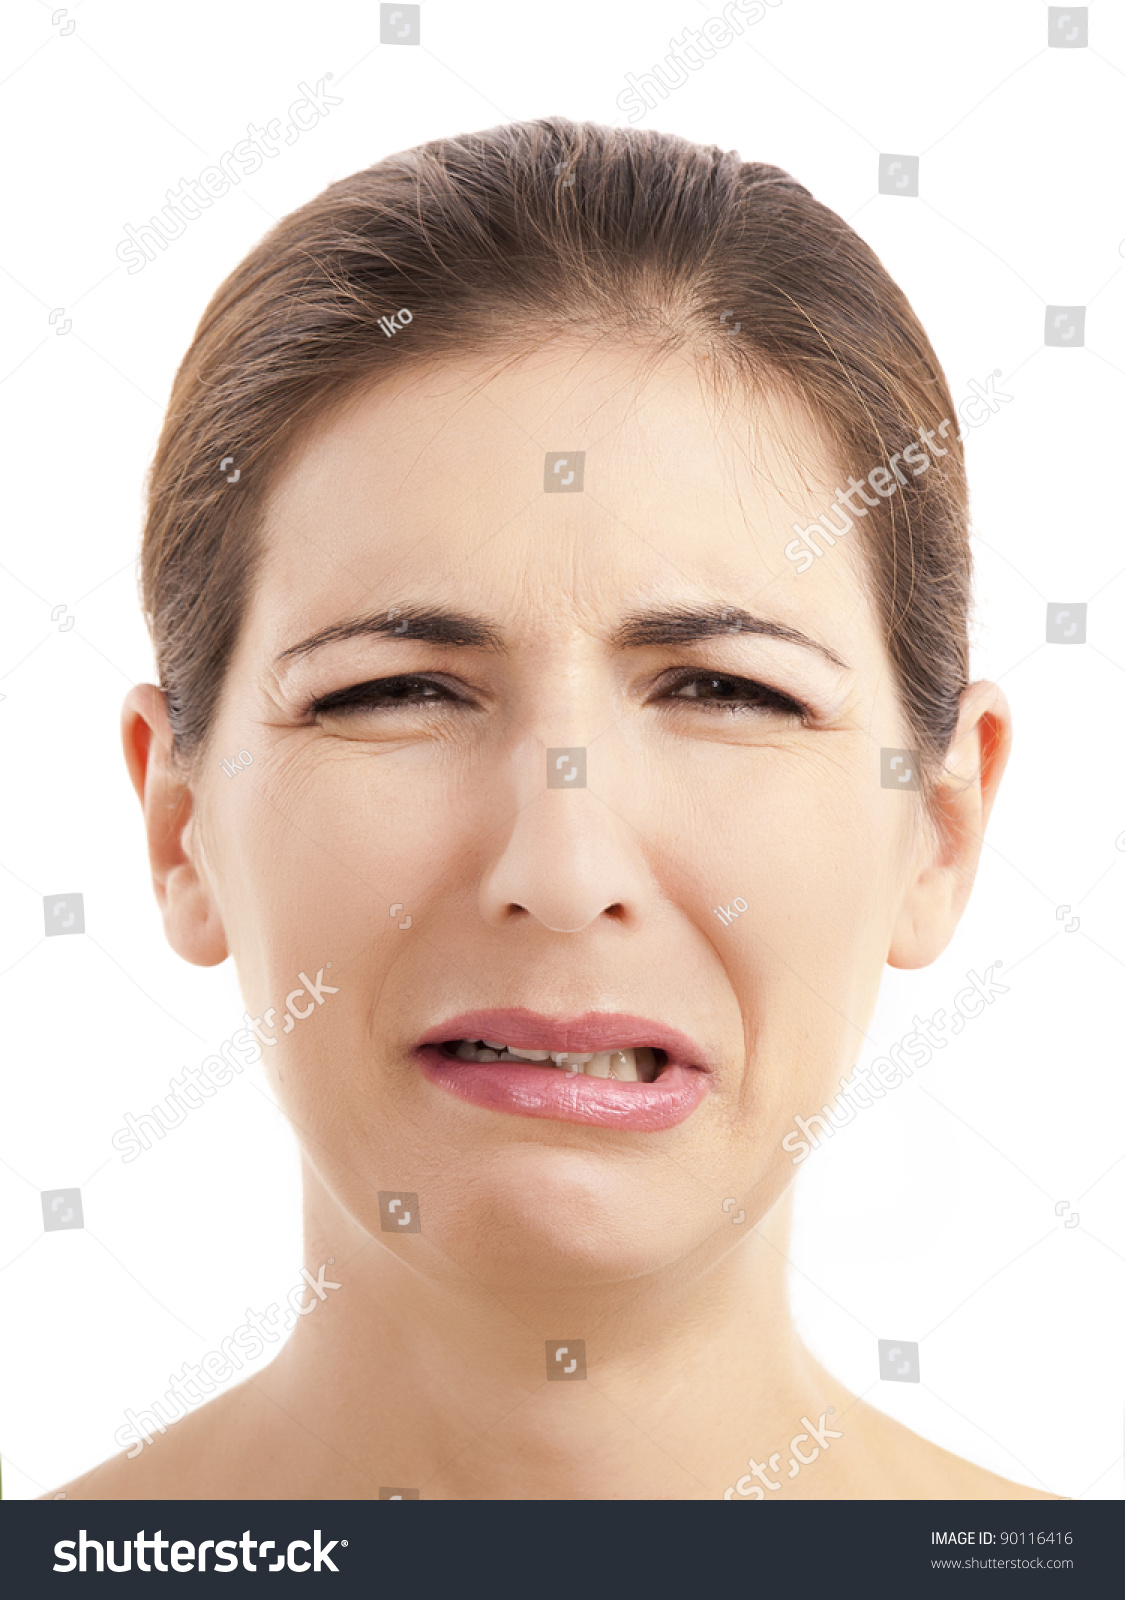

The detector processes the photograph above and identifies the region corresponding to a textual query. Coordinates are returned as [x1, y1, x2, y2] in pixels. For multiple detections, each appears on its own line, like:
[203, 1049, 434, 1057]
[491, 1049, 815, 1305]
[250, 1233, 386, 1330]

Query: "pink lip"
[414, 1009, 713, 1131]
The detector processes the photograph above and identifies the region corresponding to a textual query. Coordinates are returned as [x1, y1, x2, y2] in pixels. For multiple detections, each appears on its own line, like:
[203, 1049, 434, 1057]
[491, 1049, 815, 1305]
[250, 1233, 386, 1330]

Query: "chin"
[418, 1145, 707, 1290]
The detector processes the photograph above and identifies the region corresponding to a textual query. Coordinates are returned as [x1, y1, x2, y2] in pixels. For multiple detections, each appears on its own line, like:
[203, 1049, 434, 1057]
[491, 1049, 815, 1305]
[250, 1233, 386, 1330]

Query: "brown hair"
[141, 116, 970, 787]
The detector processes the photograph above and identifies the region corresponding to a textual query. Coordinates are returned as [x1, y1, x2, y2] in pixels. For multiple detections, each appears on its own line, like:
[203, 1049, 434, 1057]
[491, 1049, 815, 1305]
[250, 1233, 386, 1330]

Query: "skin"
[49, 341, 1053, 1500]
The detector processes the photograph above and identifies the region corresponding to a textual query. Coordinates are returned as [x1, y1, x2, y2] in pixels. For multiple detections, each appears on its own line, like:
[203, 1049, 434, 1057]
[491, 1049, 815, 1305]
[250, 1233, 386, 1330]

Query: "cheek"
[204, 737, 513, 1061]
[693, 751, 903, 1105]
[675, 736, 900, 937]
[202, 747, 412, 1005]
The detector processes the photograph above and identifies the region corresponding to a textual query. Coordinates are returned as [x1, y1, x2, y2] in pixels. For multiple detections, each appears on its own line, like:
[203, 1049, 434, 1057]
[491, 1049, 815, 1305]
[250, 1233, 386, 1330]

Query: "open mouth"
[436, 1039, 664, 1082]
[415, 1011, 712, 1129]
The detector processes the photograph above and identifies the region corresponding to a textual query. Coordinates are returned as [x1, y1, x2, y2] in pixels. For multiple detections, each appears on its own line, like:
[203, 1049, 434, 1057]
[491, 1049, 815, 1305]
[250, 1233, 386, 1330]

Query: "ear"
[888, 680, 1012, 970]
[121, 685, 229, 967]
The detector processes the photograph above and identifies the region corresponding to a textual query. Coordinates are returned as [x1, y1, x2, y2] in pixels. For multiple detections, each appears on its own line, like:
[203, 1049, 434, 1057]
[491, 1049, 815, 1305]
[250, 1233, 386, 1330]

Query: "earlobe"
[887, 681, 1012, 970]
[120, 684, 229, 968]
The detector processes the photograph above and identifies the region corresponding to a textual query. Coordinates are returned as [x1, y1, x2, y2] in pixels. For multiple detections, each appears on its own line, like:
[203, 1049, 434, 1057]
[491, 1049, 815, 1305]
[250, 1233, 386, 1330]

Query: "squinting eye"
[305, 672, 809, 721]
[308, 676, 463, 717]
[661, 672, 808, 719]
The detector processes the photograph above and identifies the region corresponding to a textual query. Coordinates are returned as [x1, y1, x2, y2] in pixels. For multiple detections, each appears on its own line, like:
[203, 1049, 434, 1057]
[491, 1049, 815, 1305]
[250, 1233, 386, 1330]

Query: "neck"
[259, 1165, 851, 1500]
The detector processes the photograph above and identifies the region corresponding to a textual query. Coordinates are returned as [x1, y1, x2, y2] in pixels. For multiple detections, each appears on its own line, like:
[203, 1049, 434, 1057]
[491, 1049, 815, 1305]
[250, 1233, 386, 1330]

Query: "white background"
[1, 0, 1123, 1500]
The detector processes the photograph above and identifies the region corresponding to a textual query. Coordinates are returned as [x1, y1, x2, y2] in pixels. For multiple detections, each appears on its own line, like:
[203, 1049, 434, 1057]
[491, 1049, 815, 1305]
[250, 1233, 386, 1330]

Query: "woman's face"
[178, 343, 961, 1288]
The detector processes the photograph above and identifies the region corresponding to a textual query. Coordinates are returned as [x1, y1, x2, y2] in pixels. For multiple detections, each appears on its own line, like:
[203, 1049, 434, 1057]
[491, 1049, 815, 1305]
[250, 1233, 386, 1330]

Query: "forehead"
[250, 343, 875, 647]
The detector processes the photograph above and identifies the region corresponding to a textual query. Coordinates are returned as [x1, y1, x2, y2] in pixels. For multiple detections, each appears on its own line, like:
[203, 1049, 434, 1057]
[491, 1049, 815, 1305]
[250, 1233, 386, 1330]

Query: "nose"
[478, 739, 650, 934]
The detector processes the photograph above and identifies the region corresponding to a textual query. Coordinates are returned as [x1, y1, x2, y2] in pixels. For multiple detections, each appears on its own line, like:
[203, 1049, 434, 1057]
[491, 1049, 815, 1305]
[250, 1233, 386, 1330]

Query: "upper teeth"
[449, 1040, 658, 1082]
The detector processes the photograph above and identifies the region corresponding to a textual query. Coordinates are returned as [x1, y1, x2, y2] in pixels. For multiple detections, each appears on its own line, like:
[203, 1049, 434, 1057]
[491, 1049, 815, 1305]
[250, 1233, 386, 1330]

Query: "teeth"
[446, 1040, 659, 1081]
[593, 1049, 640, 1081]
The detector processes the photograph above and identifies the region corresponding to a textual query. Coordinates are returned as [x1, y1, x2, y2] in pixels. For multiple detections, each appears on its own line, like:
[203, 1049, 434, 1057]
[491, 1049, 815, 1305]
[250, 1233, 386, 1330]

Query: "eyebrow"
[612, 607, 849, 669]
[274, 604, 849, 671]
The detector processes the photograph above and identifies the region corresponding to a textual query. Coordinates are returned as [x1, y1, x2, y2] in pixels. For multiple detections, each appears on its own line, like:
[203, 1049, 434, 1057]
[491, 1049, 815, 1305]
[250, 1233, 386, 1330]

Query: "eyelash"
[307, 672, 810, 721]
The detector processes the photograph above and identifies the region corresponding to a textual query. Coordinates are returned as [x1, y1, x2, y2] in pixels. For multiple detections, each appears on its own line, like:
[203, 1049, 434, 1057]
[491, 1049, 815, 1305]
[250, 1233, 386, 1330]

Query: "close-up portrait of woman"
[3, 1, 1122, 1561]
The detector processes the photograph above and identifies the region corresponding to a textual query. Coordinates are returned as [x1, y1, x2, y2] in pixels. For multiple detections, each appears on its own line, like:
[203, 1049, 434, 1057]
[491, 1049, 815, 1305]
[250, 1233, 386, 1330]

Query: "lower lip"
[415, 1047, 710, 1130]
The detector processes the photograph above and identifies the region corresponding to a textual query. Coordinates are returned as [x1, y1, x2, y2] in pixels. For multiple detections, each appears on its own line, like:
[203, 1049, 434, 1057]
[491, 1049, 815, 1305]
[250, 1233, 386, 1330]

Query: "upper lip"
[416, 1009, 714, 1071]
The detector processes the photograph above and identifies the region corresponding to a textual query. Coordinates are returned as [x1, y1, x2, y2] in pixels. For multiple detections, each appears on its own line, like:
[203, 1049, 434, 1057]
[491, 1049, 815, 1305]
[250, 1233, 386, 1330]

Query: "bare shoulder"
[928, 1446, 1065, 1501]
[41, 1385, 263, 1501]
[859, 1401, 1064, 1500]
[40, 1371, 373, 1500]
